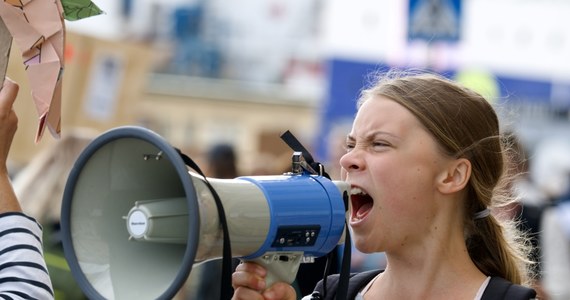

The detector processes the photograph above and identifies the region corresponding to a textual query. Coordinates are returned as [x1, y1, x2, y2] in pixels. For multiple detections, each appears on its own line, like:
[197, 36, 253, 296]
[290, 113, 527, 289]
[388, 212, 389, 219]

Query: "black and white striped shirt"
[0, 212, 54, 299]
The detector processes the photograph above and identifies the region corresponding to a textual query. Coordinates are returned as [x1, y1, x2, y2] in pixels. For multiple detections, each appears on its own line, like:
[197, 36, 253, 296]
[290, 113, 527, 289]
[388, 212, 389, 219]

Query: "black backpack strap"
[311, 269, 382, 300]
[481, 277, 537, 300]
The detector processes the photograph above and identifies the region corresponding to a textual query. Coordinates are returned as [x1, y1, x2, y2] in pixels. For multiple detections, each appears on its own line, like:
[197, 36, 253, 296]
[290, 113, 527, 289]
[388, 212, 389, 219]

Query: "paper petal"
[29, 61, 63, 143]
[0, 3, 45, 53]
[5, 0, 33, 7]
[27, 62, 60, 115]
[45, 78, 62, 138]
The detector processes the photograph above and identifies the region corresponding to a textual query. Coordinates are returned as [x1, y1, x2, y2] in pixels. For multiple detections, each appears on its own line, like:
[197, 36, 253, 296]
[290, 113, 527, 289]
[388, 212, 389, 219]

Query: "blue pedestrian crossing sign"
[408, 0, 462, 42]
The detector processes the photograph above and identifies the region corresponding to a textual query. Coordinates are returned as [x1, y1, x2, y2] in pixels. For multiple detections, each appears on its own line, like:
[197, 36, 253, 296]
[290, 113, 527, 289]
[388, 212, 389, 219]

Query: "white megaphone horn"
[61, 126, 349, 300]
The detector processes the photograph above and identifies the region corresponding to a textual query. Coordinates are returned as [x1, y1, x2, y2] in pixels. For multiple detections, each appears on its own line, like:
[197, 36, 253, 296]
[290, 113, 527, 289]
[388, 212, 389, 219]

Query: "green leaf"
[60, 0, 104, 21]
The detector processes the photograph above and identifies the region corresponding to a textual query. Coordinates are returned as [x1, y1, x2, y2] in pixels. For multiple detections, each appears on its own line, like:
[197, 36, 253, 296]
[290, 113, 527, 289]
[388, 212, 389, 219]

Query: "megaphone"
[61, 126, 349, 299]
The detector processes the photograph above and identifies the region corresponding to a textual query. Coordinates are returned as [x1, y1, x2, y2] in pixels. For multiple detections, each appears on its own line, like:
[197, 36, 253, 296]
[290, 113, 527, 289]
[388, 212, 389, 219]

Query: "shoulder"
[0, 212, 45, 257]
[481, 277, 537, 300]
[0, 211, 41, 224]
[0, 212, 42, 236]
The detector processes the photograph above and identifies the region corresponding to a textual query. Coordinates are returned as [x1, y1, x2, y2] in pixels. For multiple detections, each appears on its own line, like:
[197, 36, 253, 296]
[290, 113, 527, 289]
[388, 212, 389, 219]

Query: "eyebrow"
[346, 131, 401, 142]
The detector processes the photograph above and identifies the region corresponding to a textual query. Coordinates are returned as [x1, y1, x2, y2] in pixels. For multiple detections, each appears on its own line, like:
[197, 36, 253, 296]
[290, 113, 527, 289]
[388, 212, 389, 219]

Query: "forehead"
[350, 96, 420, 136]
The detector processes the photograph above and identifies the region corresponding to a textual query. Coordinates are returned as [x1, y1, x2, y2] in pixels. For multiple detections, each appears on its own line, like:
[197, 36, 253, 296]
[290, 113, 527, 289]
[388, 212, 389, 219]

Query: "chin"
[352, 237, 377, 254]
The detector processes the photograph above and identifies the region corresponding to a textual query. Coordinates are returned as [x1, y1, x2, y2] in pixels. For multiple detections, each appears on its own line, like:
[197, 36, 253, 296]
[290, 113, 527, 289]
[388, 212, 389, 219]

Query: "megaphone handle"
[247, 252, 303, 289]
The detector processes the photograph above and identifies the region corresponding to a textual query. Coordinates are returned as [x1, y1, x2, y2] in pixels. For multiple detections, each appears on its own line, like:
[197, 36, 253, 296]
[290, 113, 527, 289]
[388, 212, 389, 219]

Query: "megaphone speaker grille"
[61, 126, 200, 299]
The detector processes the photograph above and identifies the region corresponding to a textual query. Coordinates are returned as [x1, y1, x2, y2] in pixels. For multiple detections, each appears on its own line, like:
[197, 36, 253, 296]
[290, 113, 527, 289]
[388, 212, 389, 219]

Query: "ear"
[436, 158, 471, 195]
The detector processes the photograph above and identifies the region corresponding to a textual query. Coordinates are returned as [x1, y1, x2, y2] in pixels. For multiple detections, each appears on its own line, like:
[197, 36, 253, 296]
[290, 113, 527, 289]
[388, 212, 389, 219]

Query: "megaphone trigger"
[249, 252, 304, 288]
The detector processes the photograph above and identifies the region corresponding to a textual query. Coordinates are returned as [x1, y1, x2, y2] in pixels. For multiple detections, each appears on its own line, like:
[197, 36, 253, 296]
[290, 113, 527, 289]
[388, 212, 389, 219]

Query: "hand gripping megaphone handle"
[247, 252, 303, 289]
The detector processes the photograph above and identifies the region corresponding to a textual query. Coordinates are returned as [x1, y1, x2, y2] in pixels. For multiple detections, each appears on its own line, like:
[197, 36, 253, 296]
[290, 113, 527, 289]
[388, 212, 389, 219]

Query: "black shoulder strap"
[481, 277, 537, 300]
[311, 269, 382, 300]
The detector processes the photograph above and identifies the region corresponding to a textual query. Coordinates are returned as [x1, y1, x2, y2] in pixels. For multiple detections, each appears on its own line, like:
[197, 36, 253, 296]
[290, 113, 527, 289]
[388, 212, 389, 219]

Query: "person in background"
[535, 138, 570, 300]
[205, 143, 239, 179]
[502, 132, 549, 299]
[541, 192, 570, 300]
[0, 78, 54, 299]
[231, 71, 537, 300]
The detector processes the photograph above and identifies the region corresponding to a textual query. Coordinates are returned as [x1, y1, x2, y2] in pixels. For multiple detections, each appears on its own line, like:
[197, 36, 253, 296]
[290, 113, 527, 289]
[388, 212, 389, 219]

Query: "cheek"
[372, 157, 425, 192]
[372, 164, 433, 217]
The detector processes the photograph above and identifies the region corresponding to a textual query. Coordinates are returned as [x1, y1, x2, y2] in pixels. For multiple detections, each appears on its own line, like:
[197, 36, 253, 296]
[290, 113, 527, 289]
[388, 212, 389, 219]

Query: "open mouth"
[350, 187, 373, 222]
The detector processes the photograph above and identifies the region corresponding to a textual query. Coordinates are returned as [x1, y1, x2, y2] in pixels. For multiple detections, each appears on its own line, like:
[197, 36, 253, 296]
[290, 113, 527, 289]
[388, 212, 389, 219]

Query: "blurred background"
[5, 0, 570, 299]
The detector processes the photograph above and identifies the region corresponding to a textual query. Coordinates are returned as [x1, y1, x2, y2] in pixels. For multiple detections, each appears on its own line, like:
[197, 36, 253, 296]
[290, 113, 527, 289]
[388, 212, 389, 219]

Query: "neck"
[369, 220, 486, 299]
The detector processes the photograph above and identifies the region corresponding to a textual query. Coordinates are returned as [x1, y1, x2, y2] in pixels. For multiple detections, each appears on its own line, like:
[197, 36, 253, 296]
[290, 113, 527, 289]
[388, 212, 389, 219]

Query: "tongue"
[356, 202, 373, 218]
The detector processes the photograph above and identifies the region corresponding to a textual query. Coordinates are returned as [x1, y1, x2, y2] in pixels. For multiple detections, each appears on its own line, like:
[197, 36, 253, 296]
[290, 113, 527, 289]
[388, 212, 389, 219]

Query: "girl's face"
[340, 96, 452, 253]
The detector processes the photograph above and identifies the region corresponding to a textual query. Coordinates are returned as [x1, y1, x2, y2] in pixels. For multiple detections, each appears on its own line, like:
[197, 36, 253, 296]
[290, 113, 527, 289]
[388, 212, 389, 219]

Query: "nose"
[339, 149, 363, 172]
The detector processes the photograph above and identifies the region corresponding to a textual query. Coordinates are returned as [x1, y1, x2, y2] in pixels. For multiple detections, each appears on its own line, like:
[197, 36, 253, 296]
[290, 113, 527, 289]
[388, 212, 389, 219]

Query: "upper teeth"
[351, 187, 367, 195]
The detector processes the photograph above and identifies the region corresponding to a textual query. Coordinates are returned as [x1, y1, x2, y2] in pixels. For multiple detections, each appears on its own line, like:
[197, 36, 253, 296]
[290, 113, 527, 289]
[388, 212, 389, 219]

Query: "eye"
[344, 142, 355, 152]
[371, 140, 390, 150]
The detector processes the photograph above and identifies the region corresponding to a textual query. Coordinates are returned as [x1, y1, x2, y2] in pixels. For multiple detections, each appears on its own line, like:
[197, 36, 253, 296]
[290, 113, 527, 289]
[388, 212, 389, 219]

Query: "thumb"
[262, 282, 297, 300]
